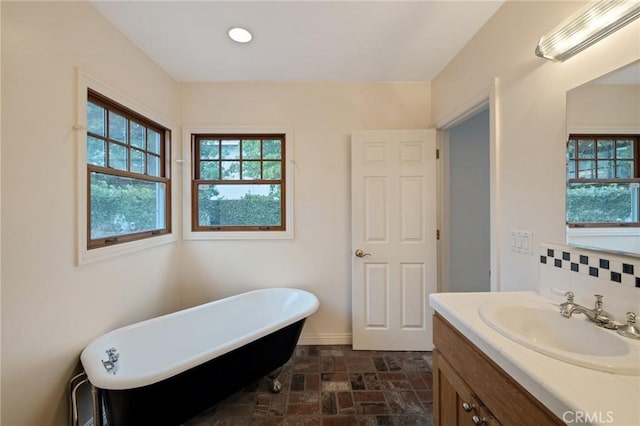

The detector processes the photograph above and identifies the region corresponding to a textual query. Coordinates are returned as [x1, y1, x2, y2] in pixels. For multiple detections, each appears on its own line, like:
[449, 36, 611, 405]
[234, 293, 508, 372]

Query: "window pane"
[221, 161, 240, 179]
[566, 159, 576, 180]
[221, 140, 240, 159]
[567, 182, 638, 224]
[577, 140, 594, 159]
[90, 172, 166, 239]
[242, 140, 261, 159]
[617, 160, 634, 178]
[617, 140, 634, 159]
[597, 140, 614, 159]
[87, 102, 106, 136]
[242, 161, 260, 180]
[109, 143, 127, 171]
[200, 140, 219, 159]
[131, 121, 145, 149]
[87, 136, 105, 166]
[566, 140, 576, 160]
[263, 161, 281, 180]
[109, 111, 128, 143]
[597, 160, 614, 178]
[197, 184, 281, 227]
[577, 160, 594, 179]
[148, 130, 161, 154]
[131, 149, 145, 174]
[263, 140, 282, 159]
[200, 161, 220, 180]
[147, 154, 160, 177]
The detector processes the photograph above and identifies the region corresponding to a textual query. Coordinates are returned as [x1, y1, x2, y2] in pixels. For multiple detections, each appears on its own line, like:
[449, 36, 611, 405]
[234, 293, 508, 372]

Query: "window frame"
[77, 70, 177, 265]
[191, 134, 286, 232]
[566, 133, 640, 228]
[183, 126, 294, 240]
[86, 90, 172, 248]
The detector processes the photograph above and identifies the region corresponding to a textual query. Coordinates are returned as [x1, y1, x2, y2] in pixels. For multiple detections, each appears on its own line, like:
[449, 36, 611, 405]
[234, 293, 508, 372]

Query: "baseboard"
[297, 333, 352, 346]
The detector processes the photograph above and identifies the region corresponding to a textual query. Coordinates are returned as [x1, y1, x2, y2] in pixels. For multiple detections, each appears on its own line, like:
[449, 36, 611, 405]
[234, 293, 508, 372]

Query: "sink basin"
[479, 299, 640, 375]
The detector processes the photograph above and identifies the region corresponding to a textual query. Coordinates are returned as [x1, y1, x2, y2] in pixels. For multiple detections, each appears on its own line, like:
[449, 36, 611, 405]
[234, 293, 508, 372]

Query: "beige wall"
[178, 81, 431, 341]
[1, 2, 181, 425]
[432, 1, 640, 291]
[567, 84, 640, 129]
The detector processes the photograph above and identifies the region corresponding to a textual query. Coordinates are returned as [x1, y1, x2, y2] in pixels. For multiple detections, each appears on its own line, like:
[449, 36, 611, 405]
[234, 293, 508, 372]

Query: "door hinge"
[436, 229, 440, 240]
[436, 149, 440, 159]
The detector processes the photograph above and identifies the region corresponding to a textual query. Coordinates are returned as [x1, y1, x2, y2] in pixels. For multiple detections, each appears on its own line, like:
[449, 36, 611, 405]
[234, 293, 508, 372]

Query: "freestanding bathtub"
[79, 288, 319, 426]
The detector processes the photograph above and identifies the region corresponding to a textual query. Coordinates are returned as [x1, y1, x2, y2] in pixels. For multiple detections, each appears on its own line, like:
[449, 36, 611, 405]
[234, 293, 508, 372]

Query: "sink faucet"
[560, 293, 617, 329]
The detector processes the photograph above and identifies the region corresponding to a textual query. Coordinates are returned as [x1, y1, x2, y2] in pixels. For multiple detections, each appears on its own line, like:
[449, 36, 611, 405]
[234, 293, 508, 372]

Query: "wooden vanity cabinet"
[434, 349, 500, 425]
[433, 313, 564, 426]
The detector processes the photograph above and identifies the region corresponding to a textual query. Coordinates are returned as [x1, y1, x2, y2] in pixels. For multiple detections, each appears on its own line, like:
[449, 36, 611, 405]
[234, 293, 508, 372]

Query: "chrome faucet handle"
[559, 291, 576, 317]
[617, 312, 640, 340]
[592, 294, 616, 325]
[594, 294, 604, 313]
[106, 347, 119, 362]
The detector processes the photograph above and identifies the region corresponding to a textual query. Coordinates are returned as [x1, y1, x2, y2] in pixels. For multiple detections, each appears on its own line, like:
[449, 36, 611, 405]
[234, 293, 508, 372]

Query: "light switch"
[510, 230, 533, 255]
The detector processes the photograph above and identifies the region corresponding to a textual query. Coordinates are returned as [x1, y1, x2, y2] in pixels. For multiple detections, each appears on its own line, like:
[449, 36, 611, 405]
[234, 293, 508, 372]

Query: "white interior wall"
[448, 108, 490, 292]
[567, 84, 640, 130]
[432, 1, 640, 292]
[1, 3, 181, 425]
[177, 81, 431, 343]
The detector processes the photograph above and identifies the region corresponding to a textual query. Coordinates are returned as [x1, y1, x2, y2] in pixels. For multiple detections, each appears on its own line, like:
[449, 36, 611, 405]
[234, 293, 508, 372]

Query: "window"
[86, 90, 171, 248]
[566, 134, 639, 227]
[191, 134, 286, 232]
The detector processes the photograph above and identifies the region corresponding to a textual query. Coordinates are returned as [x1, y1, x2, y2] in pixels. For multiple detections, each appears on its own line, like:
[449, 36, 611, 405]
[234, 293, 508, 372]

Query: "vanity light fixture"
[535, 0, 640, 62]
[228, 27, 253, 44]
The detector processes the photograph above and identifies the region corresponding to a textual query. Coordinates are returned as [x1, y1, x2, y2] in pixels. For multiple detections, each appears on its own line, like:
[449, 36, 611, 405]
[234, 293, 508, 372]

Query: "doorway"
[436, 80, 500, 294]
[447, 108, 491, 292]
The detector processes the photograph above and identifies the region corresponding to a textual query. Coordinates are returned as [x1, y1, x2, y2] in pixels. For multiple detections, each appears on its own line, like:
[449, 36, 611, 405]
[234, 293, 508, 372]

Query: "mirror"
[565, 60, 640, 257]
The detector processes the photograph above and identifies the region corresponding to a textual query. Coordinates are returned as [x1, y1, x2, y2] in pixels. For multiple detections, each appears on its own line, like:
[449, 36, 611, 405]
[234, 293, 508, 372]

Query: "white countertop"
[429, 291, 640, 426]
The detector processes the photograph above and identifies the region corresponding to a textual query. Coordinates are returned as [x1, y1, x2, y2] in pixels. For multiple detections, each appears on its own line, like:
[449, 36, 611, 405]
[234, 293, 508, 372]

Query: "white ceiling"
[91, 0, 504, 82]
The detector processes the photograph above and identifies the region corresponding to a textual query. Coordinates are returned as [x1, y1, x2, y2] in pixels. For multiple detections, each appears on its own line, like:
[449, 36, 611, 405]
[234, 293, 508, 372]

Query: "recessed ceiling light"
[228, 27, 253, 43]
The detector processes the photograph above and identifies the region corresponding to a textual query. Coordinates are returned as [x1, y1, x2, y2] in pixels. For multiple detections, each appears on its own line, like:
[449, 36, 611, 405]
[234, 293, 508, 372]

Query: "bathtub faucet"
[102, 348, 120, 375]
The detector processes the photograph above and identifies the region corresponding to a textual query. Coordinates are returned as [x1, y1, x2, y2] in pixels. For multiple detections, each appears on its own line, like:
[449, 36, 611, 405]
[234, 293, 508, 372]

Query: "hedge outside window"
[566, 135, 639, 227]
[87, 90, 171, 248]
[192, 134, 285, 231]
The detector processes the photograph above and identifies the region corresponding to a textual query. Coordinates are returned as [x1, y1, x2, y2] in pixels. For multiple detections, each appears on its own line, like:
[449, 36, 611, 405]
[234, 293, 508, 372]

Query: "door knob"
[354, 249, 371, 258]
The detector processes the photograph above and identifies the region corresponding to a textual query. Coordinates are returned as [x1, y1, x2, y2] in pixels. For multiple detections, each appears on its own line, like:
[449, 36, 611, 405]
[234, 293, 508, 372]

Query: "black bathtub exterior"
[100, 319, 306, 426]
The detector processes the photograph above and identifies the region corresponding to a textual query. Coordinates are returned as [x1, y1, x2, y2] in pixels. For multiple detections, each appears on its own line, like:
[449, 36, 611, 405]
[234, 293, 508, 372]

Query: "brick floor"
[185, 345, 433, 426]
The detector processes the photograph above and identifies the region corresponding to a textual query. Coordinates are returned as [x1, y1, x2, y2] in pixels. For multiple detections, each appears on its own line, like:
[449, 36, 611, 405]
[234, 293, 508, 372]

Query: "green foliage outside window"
[90, 173, 165, 239]
[566, 183, 637, 224]
[198, 185, 281, 227]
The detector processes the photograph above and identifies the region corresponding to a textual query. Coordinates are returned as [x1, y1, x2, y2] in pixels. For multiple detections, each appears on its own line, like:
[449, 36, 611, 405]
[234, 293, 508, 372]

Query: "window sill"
[78, 233, 177, 265]
[183, 229, 293, 241]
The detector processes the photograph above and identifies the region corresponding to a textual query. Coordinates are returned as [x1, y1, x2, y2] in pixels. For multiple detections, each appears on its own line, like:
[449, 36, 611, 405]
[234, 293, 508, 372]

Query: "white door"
[351, 129, 437, 351]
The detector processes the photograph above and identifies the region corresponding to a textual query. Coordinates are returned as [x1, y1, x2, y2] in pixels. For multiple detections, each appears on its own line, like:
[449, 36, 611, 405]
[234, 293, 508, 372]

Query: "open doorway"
[446, 108, 490, 292]
[436, 80, 500, 294]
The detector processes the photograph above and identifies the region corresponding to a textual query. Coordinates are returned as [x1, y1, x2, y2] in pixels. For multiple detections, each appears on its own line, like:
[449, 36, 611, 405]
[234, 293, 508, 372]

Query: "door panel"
[352, 129, 436, 350]
[401, 263, 425, 329]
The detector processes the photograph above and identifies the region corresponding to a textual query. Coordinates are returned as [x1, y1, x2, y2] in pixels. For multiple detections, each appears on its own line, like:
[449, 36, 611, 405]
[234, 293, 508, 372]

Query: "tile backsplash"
[538, 243, 640, 320]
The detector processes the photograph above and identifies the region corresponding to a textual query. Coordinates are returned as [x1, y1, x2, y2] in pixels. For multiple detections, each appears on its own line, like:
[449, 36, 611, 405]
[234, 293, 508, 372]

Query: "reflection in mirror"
[566, 60, 640, 257]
